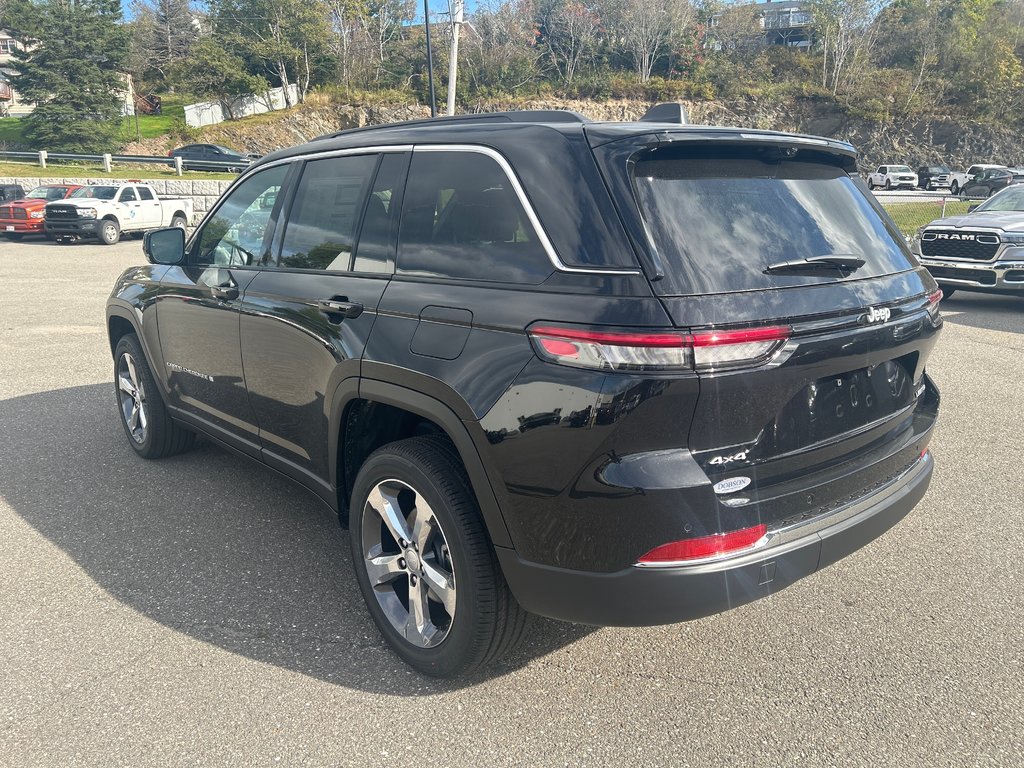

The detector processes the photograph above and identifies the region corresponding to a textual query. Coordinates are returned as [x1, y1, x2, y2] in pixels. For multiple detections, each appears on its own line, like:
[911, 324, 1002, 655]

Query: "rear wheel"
[349, 435, 528, 677]
[114, 333, 195, 459]
[170, 214, 188, 230]
[99, 218, 120, 245]
[940, 287, 956, 300]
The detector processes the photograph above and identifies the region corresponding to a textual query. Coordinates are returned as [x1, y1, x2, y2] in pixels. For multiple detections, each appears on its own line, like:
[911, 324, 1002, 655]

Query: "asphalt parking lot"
[1, 239, 1021, 767]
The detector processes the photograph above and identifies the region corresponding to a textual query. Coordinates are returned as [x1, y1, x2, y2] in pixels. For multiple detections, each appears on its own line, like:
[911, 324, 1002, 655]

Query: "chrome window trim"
[204, 142, 641, 277]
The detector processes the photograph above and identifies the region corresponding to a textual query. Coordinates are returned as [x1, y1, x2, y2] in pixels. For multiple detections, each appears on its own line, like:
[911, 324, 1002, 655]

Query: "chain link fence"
[876, 193, 988, 239]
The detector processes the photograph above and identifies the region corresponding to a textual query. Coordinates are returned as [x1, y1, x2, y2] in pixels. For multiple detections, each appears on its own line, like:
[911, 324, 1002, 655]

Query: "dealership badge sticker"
[713, 476, 752, 495]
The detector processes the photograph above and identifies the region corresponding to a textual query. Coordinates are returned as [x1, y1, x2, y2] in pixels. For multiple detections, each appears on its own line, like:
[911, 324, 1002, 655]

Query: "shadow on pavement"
[939, 292, 1024, 335]
[0, 384, 595, 694]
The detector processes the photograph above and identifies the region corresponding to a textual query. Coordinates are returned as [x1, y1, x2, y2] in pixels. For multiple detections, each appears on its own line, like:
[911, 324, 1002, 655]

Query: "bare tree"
[808, 0, 881, 95]
[610, 0, 695, 82]
[538, 0, 601, 86]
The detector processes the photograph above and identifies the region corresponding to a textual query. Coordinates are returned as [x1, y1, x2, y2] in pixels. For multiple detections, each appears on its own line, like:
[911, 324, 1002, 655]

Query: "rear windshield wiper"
[764, 254, 866, 274]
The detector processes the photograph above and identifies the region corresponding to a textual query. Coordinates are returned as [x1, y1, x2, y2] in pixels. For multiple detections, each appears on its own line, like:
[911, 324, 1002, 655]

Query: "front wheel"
[885, 179, 892, 190]
[940, 287, 956, 300]
[4, 233, 23, 241]
[950, 181, 960, 196]
[99, 218, 120, 245]
[114, 333, 195, 459]
[349, 436, 528, 677]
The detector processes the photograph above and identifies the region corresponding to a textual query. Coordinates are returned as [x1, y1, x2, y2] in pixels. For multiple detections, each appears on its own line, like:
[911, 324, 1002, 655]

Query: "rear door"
[238, 150, 408, 497]
[136, 186, 162, 227]
[592, 136, 941, 530]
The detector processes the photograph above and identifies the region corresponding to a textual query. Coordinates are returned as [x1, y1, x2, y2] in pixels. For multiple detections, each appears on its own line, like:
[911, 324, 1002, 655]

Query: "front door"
[156, 164, 290, 456]
[239, 151, 407, 494]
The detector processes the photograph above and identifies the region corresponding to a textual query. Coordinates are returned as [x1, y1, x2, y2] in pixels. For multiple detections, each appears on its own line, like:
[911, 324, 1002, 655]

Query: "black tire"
[170, 214, 188, 230]
[349, 435, 528, 677]
[113, 333, 195, 459]
[951, 181, 960, 196]
[4, 232, 23, 241]
[940, 287, 956, 300]
[884, 179, 892, 190]
[99, 218, 120, 245]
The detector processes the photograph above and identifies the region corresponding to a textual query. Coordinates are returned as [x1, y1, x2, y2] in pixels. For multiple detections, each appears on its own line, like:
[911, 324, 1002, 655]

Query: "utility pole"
[424, 0, 437, 117]
[446, 0, 464, 116]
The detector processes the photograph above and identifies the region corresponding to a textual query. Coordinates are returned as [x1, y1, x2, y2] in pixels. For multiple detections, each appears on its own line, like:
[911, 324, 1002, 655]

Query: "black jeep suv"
[106, 107, 942, 677]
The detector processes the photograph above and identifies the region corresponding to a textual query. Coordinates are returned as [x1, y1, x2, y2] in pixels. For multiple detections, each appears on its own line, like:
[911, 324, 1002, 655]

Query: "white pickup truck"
[44, 182, 193, 245]
[948, 164, 1006, 196]
[867, 165, 919, 190]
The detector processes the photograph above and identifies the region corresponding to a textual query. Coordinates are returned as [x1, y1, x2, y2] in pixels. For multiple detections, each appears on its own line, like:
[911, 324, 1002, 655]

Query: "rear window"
[632, 150, 916, 296]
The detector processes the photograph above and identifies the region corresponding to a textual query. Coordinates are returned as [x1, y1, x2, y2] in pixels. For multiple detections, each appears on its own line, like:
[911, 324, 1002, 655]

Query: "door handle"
[316, 298, 363, 319]
[210, 283, 239, 301]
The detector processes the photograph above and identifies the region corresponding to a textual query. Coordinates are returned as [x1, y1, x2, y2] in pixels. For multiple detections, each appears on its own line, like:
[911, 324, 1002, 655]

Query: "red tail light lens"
[637, 524, 768, 565]
[926, 289, 943, 320]
[528, 325, 790, 372]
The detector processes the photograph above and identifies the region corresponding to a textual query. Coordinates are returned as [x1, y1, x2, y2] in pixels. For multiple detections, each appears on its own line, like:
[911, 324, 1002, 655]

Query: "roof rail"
[640, 103, 689, 125]
[322, 109, 590, 140]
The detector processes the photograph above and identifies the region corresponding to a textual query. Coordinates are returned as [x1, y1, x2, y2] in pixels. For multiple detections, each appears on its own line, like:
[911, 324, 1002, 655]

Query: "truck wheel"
[114, 333, 195, 459]
[950, 181, 960, 196]
[940, 287, 956, 300]
[170, 215, 187, 231]
[884, 179, 892, 190]
[99, 218, 120, 245]
[349, 435, 528, 678]
[4, 233, 23, 241]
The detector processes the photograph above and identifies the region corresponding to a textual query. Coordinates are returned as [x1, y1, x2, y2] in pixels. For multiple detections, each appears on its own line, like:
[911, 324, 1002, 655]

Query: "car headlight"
[30, 211, 44, 219]
[1001, 232, 1024, 244]
[78, 208, 97, 219]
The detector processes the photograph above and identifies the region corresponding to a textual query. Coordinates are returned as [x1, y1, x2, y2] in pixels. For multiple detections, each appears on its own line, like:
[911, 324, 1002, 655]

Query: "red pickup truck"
[1, 184, 81, 240]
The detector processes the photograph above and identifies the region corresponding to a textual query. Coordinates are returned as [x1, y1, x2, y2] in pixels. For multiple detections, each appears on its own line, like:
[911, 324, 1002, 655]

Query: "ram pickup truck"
[911, 183, 1024, 298]
[1, 184, 80, 240]
[948, 164, 1005, 196]
[45, 182, 193, 245]
[868, 165, 918, 190]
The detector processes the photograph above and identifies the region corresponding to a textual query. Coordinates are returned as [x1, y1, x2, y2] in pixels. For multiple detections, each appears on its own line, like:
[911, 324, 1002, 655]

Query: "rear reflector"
[637, 523, 768, 565]
[528, 325, 790, 372]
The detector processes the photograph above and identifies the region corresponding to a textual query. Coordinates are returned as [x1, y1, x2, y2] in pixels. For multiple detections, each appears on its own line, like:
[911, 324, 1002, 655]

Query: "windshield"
[70, 186, 118, 200]
[633, 150, 915, 295]
[927, 166, 950, 173]
[27, 186, 70, 201]
[975, 186, 1024, 212]
[892, 166, 912, 173]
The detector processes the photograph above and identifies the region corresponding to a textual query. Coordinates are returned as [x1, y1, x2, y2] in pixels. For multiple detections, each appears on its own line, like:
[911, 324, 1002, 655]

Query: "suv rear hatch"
[589, 128, 941, 533]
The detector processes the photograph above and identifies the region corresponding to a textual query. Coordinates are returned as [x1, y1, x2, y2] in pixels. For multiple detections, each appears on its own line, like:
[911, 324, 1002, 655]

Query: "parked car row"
[868, 162, 1024, 196]
[1, 182, 192, 244]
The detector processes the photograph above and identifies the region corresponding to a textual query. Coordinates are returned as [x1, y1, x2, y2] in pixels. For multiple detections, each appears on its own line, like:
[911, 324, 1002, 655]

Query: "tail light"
[528, 325, 791, 372]
[637, 524, 768, 565]
[926, 289, 942, 321]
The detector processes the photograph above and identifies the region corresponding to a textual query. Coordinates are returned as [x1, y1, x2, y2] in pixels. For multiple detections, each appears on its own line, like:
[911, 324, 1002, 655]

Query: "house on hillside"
[0, 29, 32, 116]
[707, 0, 814, 51]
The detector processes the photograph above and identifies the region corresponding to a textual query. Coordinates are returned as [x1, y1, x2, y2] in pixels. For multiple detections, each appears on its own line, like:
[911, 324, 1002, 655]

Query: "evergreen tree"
[12, 0, 129, 152]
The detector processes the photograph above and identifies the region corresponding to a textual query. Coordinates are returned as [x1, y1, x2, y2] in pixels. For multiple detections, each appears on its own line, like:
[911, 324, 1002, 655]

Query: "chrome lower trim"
[922, 258, 1024, 289]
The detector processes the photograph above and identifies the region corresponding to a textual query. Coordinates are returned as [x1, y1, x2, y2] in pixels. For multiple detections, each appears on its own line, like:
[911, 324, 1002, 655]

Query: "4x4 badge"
[863, 306, 891, 324]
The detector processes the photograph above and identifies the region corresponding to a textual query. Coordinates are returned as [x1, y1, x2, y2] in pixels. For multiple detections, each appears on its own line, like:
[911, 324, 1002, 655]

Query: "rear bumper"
[497, 452, 933, 626]
[922, 258, 1024, 292]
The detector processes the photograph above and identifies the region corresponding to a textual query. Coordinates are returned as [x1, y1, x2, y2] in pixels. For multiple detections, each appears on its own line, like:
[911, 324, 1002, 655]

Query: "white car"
[44, 183, 193, 245]
[868, 165, 919, 190]
[948, 164, 1006, 196]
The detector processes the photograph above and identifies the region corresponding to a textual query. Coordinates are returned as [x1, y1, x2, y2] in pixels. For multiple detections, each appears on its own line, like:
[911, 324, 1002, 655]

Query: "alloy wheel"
[360, 479, 457, 648]
[117, 352, 148, 443]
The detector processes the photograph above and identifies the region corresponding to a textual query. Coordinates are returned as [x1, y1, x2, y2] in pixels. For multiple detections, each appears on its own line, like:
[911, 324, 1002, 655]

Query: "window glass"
[397, 151, 551, 282]
[352, 153, 406, 274]
[119, 187, 138, 202]
[71, 186, 117, 200]
[195, 165, 288, 267]
[138, 187, 154, 201]
[277, 154, 376, 271]
[633, 149, 915, 296]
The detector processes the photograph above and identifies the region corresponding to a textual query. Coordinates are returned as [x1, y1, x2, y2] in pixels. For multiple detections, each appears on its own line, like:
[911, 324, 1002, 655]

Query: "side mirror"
[967, 204, 979, 213]
[144, 227, 185, 265]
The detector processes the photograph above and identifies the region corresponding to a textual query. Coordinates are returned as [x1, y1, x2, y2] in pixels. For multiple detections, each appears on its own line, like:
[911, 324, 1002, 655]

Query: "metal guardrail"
[0, 149, 247, 175]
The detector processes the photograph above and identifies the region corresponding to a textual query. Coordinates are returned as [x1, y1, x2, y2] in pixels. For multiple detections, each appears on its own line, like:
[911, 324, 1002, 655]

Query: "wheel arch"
[331, 378, 512, 549]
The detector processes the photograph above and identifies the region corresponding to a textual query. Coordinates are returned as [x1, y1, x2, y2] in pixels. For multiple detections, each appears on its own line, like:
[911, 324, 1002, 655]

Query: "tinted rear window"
[633, 150, 915, 296]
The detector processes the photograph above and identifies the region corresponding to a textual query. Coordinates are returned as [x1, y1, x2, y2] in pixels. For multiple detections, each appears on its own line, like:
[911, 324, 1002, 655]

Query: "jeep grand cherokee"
[106, 106, 942, 677]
